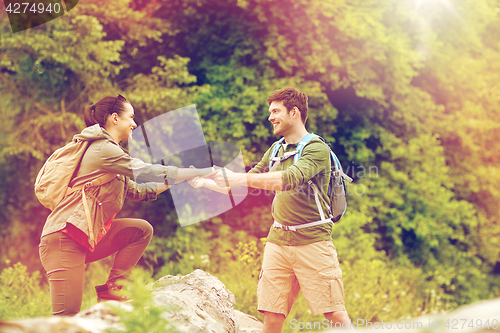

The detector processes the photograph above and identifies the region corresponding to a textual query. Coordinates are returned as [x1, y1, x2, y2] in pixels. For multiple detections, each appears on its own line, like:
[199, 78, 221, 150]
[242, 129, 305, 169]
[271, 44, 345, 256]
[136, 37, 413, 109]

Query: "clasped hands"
[188, 165, 242, 189]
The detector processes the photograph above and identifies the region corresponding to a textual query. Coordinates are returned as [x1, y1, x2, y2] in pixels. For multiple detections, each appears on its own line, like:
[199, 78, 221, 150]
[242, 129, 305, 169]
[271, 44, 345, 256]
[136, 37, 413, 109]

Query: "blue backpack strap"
[328, 148, 348, 219]
[269, 137, 285, 170]
[293, 133, 318, 163]
[330, 150, 342, 172]
[308, 135, 346, 175]
[330, 147, 353, 182]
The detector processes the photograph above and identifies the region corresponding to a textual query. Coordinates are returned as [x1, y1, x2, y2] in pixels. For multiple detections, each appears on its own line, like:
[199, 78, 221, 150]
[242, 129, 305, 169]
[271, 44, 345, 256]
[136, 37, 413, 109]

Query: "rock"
[0, 269, 262, 333]
[234, 310, 264, 333]
[0, 303, 128, 333]
[150, 269, 237, 332]
[0, 317, 95, 333]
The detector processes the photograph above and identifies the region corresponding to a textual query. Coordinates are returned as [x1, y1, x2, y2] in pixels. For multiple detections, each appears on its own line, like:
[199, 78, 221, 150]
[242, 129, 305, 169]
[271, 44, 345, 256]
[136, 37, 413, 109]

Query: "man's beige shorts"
[257, 240, 345, 316]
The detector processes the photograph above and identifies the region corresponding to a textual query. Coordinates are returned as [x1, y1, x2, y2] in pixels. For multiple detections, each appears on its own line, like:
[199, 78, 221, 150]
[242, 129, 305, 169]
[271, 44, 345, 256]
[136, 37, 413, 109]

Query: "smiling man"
[191, 87, 351, 332]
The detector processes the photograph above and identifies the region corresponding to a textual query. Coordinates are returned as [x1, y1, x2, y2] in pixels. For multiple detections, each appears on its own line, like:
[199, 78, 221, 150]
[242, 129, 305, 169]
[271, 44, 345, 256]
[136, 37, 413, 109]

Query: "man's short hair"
[267, 87, 309, 124]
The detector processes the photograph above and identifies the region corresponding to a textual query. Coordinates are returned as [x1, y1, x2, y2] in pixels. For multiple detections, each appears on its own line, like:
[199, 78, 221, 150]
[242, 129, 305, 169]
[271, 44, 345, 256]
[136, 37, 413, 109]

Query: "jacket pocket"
[98, 177, 123, 204]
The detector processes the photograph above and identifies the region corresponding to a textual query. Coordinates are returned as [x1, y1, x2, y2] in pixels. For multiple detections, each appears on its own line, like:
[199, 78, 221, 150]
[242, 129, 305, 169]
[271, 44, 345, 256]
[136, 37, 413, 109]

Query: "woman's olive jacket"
[41, 125, 178, 241]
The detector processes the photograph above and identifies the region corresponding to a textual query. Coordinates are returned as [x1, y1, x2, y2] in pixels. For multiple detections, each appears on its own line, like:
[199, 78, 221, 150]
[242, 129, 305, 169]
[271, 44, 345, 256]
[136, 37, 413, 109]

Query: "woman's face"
[115, 103, 137, 142]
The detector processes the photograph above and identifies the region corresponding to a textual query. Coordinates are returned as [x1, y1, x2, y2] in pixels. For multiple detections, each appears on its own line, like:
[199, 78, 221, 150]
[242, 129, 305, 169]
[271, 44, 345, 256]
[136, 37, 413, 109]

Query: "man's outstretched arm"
[213, 168, 283, 191]
[189, 177, 231, 194]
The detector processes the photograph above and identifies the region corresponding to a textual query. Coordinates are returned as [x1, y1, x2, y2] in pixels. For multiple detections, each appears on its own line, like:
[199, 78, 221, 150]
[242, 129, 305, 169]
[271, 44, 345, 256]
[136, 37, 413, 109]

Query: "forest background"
[1, 0, 500, 331]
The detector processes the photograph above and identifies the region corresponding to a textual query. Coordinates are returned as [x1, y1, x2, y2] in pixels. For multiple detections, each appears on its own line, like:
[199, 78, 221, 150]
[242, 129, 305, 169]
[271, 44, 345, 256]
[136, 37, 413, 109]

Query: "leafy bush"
[0, 260, 51, 319]
[144, 224, 213, 279]
[215, 239, 264, 318]
[106, 268, 178, 333]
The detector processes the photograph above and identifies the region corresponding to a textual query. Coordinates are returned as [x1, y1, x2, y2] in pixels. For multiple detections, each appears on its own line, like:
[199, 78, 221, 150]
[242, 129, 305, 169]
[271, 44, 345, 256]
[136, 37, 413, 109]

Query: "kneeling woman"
[38, 94, 212, 316]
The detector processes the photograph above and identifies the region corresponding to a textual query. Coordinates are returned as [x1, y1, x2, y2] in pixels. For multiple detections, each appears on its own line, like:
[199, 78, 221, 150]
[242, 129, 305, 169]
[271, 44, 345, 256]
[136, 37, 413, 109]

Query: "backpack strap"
[269, 134, 319, 172]
[311, 136, 352, 183]
[273, 218, 333, 231]
[270, 133, 335, 231]
[314, 142, 351, 222]
[269, 138, 286, 171]
[330, 150, 353, 183]
[67, 173, 118, 247]
[272, 178, 335, 232]
[67, 173, 118, 195]
[272, 134, 353, 231]
[272, 177, 335, 232]
[293, 133, 318, 162]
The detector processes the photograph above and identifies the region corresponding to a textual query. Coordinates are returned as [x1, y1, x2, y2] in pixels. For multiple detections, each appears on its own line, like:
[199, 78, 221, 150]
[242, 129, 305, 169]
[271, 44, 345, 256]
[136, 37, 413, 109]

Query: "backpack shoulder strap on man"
[268, 134, 318, 172]
[269, 137, 286, 171]
[294, 133, 318, 162]
[270, 133, 352, 232]
[314, 136, 353, 183]
[308, 136, 352, 221]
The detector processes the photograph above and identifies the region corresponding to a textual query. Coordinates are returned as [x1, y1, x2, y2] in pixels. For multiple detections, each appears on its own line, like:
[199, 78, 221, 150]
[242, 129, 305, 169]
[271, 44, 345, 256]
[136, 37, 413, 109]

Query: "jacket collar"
[74, 124, 129, 153]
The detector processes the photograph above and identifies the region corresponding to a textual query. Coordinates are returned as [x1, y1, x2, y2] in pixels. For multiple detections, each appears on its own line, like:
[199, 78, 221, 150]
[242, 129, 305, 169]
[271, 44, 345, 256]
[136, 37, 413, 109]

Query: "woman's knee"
[138, 219, 153, 239]
[109, 218, 153, 247]
[130, 219, 153, 242]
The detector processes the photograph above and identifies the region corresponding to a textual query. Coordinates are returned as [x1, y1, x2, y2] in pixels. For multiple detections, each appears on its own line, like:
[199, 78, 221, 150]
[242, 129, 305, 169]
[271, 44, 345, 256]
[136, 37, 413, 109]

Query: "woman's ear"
[110, 112, 119, 125]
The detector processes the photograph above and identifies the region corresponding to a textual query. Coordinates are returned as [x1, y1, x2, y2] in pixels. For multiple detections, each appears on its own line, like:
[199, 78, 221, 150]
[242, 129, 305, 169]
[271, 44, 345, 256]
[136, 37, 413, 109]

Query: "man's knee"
[263, 311, 286, 324]
[325, 310, 350, 327]
[262, 312, 287, 333]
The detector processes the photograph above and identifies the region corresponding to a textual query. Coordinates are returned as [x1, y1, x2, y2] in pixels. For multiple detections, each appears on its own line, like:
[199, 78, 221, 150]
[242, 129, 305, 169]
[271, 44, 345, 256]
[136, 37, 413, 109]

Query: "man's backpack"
[269, 133, 352, 225]
[34, 136, 116, 246]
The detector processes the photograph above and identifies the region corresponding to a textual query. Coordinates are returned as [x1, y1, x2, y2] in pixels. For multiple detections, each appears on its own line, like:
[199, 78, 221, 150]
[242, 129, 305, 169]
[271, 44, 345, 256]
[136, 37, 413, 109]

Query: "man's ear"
[292, 107, 300, 119]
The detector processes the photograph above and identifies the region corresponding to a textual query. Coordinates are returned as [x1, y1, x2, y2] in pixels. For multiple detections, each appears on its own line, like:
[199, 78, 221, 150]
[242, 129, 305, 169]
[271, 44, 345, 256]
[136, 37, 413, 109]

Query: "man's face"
[268, 101, 293, 136]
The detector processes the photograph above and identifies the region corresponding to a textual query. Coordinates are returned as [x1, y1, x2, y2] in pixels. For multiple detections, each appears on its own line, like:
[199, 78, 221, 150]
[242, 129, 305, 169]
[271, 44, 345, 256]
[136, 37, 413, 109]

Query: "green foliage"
[215, 239, 264, 317]
[0, 261, 51, 319]
[106, 268, 178, 333]
[144, 224, 213, 278]
[343, 260, 453, 321]
[338, 124, 492, 304]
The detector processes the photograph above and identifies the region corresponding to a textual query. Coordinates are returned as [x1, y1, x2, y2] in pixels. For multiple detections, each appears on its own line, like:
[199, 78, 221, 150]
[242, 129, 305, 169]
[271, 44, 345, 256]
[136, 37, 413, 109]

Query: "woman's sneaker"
[95, 282, 131, 302]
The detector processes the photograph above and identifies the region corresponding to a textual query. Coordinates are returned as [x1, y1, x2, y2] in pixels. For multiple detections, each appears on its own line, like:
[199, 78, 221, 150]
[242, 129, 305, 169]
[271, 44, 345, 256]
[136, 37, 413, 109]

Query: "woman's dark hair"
[83, 94, 129, 127]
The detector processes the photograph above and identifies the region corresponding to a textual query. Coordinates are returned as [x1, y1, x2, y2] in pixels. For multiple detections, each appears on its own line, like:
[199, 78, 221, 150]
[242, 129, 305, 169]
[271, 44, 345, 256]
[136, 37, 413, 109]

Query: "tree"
[0, 0, 198, 271]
